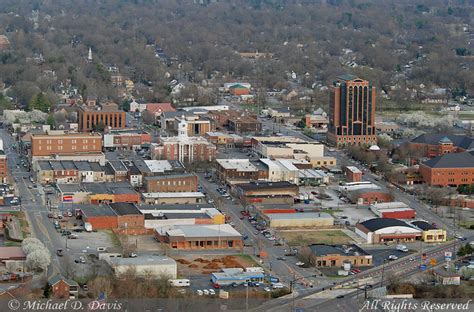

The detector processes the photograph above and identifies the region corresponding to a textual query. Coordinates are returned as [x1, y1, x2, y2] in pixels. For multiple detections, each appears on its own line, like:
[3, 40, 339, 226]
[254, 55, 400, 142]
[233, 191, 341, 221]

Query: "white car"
[196, 290, 203, 296]
[264, 287, 271, 292]
[295, 262, 305, 266]
[208, 289, 215, 295]
[388, 255, 398, 261]
[203, 289, 209, 295]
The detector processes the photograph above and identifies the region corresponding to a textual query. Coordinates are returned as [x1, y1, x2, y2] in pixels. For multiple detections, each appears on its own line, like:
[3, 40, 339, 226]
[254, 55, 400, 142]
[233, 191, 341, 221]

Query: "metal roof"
[359, 218, 416, 232]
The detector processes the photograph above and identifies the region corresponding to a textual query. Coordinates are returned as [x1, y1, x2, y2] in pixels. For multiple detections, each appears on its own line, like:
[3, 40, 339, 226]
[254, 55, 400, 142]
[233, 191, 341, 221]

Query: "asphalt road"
[0, 128, 66, 280]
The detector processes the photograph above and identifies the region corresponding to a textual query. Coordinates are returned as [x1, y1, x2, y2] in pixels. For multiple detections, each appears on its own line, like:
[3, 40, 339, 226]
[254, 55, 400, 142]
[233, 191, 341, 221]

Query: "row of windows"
[154, 180, 191, 186]
[38, 145, 97, 151]
[38, 139, 98, 144]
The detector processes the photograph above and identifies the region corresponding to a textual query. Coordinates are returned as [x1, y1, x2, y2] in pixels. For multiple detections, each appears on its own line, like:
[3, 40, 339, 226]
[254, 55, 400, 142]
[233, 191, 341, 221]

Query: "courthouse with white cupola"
[151, 116, 217, 163]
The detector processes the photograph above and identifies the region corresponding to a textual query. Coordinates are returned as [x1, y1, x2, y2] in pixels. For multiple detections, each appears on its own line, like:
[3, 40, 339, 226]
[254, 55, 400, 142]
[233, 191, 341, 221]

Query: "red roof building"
[146, 103, 176, 117]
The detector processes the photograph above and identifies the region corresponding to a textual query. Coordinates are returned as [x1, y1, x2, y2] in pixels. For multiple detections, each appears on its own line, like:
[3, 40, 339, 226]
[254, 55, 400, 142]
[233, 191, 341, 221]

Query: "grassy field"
[279, 230, 352, 246]
[459, 220, 474, 229]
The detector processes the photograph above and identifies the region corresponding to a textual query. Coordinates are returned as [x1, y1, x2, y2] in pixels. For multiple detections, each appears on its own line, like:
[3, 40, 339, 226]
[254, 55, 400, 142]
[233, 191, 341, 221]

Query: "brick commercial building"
[355, 218, 421, 244]
[370, 202, 416, 219]
[144, 173, 198, 193]
[345, 166, 362, 182]
[419, 151, 474, 186]
[228, 115, 262, 134]
[347, 188, 394, 205]
[78, 102, 126, 132]
[309, 244, 373, 268]
[103, 130, 152, 150]
[235, 181, 299, 205]
[215, 159, 268, 183]
[30, 132, 103, 164]
[0, 150, 7, 183]
[327, 75, 377, 147]
[409, 134, 474, 158]
[78, 203, 144, 233]
[109, 202, 145, 234]
[154, 224, 243, 250]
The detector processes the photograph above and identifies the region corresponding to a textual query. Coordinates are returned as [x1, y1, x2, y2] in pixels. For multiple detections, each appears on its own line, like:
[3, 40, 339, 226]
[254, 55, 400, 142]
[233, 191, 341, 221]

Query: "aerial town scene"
[0, 0, 472, 311]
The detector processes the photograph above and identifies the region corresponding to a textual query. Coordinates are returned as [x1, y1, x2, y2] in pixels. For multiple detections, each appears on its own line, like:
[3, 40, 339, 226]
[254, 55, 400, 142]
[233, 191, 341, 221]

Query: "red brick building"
[0, 151, 7, 183]
[154, 224, 243, 250]
[348, 189, 393, 205]
[328, 75, 377, 147]
[79, 203, 145, 233]
[419, 151, 474, 186]
[48, 275, 79, 299]
[345, 166, 362, 182]
[409, 134, 474, 158]
[144, 173, 198, 193]
[78, 102, 126, 132]
[31, 133, 103, 158]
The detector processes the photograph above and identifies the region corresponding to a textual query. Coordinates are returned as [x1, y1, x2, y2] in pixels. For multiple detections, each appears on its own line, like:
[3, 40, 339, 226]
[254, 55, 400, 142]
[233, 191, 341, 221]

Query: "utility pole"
[246, 278, 249, 312]
[380, 259, 387, 288]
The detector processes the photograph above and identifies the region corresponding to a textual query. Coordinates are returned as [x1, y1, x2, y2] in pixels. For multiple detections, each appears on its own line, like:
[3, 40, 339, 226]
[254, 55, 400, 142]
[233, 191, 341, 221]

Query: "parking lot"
[365, 248, 416, 266]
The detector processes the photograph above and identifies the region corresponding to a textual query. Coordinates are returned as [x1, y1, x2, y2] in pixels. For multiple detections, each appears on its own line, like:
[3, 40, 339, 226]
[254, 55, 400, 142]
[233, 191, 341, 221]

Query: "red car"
[212, 283, 220, 289]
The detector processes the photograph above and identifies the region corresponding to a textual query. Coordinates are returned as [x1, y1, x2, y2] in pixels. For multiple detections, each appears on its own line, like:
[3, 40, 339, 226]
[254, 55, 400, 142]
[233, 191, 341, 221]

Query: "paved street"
[0, 128, 66, 280]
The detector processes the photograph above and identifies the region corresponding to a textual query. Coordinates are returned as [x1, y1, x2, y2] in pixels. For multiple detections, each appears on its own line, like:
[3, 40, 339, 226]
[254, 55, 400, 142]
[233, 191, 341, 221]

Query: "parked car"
[203, 289, 209, 295]
[388, 255, 398, 261]
[208, 289, 215, 295]
[196, 290, 203, 296]
[295, 262, 305, 266]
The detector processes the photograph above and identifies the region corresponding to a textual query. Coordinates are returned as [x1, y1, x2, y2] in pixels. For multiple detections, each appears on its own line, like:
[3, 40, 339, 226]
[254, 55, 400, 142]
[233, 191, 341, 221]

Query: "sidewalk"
[6, 216, 23, 241]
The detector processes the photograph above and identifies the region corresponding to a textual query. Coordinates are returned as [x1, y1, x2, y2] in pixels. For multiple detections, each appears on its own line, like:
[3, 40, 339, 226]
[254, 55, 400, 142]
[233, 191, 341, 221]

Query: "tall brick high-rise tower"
[327, 75, 377, 147]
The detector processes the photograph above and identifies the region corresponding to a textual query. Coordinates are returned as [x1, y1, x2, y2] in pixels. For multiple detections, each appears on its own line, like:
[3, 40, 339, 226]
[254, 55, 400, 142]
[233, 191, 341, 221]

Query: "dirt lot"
[176, 254, 257, 276]
[279, 229, 352, 246]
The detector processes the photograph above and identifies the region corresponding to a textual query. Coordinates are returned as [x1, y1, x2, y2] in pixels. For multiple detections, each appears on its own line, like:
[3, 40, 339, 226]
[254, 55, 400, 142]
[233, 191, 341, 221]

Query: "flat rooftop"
[309, 244, 370, 257]
[159, 224, 241, 238]
[78, 204, 117, 217]
[265, 212, 333, 220]
[346, 166, 362, 174]
[237, 181, 297, 191]
[138, 204, 213, 211]
[107, 255, 176, 267]
[371, 202, 409, 210]
[216, 159, 258, 172]
[109, 203, 142, 216]
[57, 184, 84, 193]
[142, 192, 205, 198]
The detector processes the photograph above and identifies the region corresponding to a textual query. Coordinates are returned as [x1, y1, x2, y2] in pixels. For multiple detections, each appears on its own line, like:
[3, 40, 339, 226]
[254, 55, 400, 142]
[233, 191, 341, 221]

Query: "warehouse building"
[347, 189, 393, 205]
[154, 224, 242, 250]
[142, 207, 225, 229]
[369, 202, 416, 219]
[261, 212, 334, 228]
[355, 218, 421, 244]
[235, 181, 299, 205]
[309, 244, 373, 267]
[142, 192, 206, 205]
[104, 255, 177, 279]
